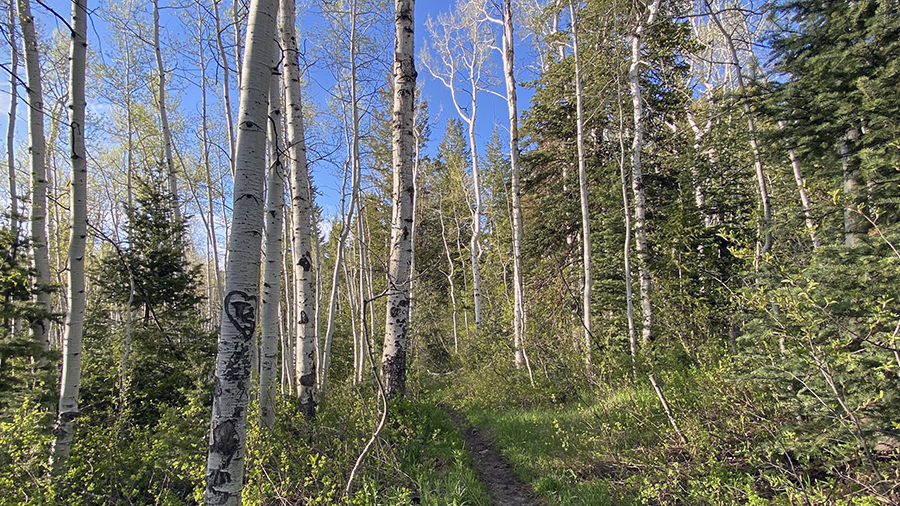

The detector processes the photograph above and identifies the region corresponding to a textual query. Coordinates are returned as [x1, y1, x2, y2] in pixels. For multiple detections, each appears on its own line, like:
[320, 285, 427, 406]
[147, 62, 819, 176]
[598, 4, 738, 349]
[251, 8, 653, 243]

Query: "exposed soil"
[445, 409, 545, 506]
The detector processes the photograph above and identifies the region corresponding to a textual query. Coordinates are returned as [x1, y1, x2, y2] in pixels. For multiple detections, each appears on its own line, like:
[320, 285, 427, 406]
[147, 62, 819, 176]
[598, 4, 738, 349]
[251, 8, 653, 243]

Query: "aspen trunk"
[629, 0, 660, 345]
[841, 128, 865, 246]
[779, 120, 819, 248]
[6, 1, 18, 236]
[467, 113, 483, 330]
[200, 8, 223, 316]
[407, 119, 421, 343]
[321, 0, 363, 395]
[259, 54, 285, 430]
[153, 0, 179, 220]
[18, 0, 52, 353]
[213, 0, 237, 177]
[500, 0, 527, 370]
[205, 0, 277, 502]
[280, 0, 317, 419]
[617, 80, 638, 374]
[50, 0, 88, 474]
[439, 212, 459, 353]
[380, 0, 416, 400]
[355, 201, 368, 383]
[281, 206, 294, 395]
[570, 1, 592, 370]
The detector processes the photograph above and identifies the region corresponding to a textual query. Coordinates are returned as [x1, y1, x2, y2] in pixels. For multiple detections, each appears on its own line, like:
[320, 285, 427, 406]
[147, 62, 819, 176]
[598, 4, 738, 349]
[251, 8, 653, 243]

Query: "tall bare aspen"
[50, 0, 88, 474]
[488, 0, 528, 370]
[423, 3, 491, 329]
[279, 0, 317, 418]
[153, 0, 180, 220]
[6, 1, 18, 236]
[381, 0, 416, 400]
[259, 48, 285, 430]
[17, 0, 51, 352]
[205, 0, 278, 502]
[570, 0, 592, 369]
[629, 0, 660, 344]
[703, 0, 771, 258]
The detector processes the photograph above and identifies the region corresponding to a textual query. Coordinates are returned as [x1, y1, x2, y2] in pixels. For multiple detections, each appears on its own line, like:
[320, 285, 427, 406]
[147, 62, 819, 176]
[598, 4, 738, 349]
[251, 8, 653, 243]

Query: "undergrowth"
[242, 380, 491, 506]
[436, 359, 899, 506]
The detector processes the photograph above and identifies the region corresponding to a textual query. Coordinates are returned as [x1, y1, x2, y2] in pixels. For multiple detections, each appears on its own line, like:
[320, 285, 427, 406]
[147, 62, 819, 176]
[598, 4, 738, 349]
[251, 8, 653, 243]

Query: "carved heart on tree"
[225, 290, 257, 341]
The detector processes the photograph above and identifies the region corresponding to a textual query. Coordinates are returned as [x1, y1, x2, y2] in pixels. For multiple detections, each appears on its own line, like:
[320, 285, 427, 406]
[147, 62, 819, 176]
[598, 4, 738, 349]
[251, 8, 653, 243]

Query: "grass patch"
[445, 362, 893, 505]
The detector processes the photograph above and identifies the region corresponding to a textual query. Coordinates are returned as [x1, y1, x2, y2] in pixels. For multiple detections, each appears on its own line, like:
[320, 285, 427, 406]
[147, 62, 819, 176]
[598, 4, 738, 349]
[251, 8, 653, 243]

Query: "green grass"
[440, 362, 891, 506]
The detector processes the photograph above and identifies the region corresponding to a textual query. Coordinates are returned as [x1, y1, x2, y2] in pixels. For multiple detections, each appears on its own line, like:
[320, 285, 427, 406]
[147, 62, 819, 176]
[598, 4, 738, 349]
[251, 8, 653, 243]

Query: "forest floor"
[444, 408, 545, 506]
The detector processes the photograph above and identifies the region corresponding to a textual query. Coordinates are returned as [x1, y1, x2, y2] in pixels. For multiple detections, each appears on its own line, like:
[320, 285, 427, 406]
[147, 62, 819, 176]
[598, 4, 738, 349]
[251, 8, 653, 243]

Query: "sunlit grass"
[448, 362, 828, 505]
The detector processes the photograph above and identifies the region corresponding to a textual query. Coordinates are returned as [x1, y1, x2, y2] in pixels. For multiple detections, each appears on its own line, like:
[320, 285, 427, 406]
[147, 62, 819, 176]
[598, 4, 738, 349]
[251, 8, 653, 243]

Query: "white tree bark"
[779, 120, 819, 248]
[280, 0, 317, 418]
[281, 205, 295, 395]
[213, 0, 237, 177]
[259, 50, 285, 430]
[439, 211, 459, 352]
[355, 211, 374, 384]
[570, 1, 592, 370]
[205, 0, 277, 502]
[406, 115, 423, 349]
[153, 0, 180, 220]
[200, 6, 223, 318]
[380, 0, 416, 400]
[841, 127, 865, 247]
[321, 0, 363, 395]
[50, 0, 88, 474]
[629, 0, 660, 345]
[6, 2, 18, 237]
[17, 0, 51, 353]
[423, 4, 490, 329]
[488, 0, 528, 370]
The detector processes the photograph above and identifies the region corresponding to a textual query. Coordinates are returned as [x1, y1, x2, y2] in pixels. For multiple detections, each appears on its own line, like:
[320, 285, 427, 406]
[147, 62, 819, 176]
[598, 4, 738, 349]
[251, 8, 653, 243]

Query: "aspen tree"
[205, 0, 278, 501]
[17, 0, 51, 353]
[279, 0, 317, 418]
[484, 0, 528, 370]
[213, 0, 237, 177]
[6, 1, 18, 237]
[50, 0, 88, 474]
[199, 3, 224, 313]
[570, 0, 592, 370]
[780, 120, 819, 248]
[321, 0, 364, 395]
[629, 0, 660, 344]
[381, 0, 416, 400]
[153, 0, 180, 221]
[259, 47, 284, 430]
[423, 2, 492, 329]
[702, 0, 771, 258]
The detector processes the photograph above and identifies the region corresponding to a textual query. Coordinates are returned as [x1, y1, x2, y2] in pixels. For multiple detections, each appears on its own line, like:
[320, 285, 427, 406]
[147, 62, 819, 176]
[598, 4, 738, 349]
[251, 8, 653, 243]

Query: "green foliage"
[448, 358, 895, 505]
[242, 383, 491, 505]
[767, 0, 900, 223]
[31, 181, 216, 505]
[738, 234, 900, 496]
[0, 398, 52, 505]
[0, 228, 58, 415]
[57, 396, 208, 505]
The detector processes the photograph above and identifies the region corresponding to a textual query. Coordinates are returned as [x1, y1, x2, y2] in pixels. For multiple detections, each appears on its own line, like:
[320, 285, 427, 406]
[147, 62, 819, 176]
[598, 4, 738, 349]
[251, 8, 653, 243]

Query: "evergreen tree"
[87, 179, 210, 427]
[0, 230, 56, 413]
[768, 0, 900, 234]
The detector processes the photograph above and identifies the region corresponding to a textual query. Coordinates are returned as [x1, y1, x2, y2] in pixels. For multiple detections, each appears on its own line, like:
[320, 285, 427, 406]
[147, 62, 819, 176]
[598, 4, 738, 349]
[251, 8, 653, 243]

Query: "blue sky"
[2, 0, 540, 239]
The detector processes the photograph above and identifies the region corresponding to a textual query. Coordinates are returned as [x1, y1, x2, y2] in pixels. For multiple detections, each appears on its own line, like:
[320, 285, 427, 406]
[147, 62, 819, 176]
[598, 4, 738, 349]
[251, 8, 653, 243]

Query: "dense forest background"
[0, 0, 898, 504]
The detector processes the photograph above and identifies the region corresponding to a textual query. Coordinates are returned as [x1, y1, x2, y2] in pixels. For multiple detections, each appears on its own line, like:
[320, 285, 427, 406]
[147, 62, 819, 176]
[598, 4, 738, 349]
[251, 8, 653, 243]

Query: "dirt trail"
[446, 410, 544, 506]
